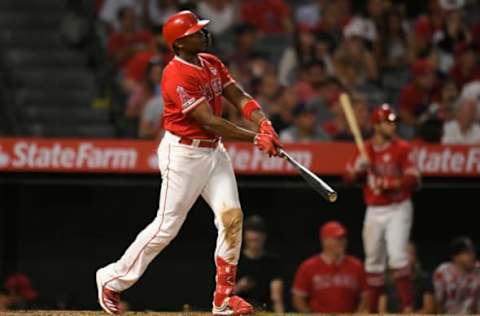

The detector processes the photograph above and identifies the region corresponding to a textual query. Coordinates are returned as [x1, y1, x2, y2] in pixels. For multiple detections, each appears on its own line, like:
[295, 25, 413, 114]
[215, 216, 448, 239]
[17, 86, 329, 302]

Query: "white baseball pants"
[98, 131, 243, 292]
[363, 199, 413, 273]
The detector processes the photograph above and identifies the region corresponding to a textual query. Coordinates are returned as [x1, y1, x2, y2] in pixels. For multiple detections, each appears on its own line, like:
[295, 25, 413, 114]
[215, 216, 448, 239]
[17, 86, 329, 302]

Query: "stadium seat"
[19, 106, 110, 125]
[0, 30, 63, 49]
[4, 49, 86, 67]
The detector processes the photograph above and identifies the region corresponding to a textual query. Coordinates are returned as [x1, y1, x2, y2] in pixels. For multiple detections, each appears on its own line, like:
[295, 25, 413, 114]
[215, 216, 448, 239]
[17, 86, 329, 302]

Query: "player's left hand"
[254, 133, 280, 157]
[259, 118, 280, 141]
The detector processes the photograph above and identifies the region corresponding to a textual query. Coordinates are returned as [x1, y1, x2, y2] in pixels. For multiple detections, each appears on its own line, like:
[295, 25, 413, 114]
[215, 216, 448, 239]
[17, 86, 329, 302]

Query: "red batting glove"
[254, 133, 280, 157]
[259, 118, 282, 148]
[259, 118, 279, 138]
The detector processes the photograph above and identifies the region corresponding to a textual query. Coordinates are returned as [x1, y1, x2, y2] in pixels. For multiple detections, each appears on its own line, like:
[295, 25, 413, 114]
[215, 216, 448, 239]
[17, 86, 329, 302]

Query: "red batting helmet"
[320, 221, 347, 239]
[162, 11, 209, 49]
[371, 104, 397, 125]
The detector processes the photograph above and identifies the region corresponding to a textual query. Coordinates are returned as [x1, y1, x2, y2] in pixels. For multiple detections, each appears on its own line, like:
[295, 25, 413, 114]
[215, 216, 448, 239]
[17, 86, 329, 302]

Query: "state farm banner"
[0, 137, 479, 176]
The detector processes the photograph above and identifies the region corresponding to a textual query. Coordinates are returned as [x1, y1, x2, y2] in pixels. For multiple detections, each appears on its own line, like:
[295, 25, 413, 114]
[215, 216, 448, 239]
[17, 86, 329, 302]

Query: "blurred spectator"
[433, 78, 459, 121]
[398, 59, 438, 137]
[379, 242, 434, 314]
[442, 98, 480, 144]
[0, 274, 38, 310]
[334, 21, 379, 85]
[107, 7, 153, 68]
[460, 80, 480, 120]
[122, 26, 171, 93]
[144, 0, 178, 27]
[236, 216, 284, 312]
[269, 86, 298, 132]
[197, 0, 236, 36]
[313, 32, 336, 75]
[247, 52, 275, 82]
[227, 24, 258, 83]
[449, 43, 480, 88]
[280, 103, 329, 142]
[255, 73, 281, 113]
[295, 0, 323, 30]
[291, 221, 368, 313]
[138, 94, 164, 139]
[334, 96, 373, 141]
[408, 16, 434, 64]
[436, 0, 471, 55]
[294, 60, 327, 103]
[434, 236, 480, 314]
[126, 58, 163, 120]
[278, 27, 316, 85]
[240, 0, 293, 34]
[378, 8, 409, 69]
[100, 0, 143, 32]
[313, 0, 350, 42]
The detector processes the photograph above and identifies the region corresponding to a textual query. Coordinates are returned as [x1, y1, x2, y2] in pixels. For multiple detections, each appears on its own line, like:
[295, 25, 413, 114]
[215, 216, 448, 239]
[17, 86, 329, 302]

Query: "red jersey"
[161, 53, 235, 139]
[240, 0, 291, 34]
[348, 138, 418, 206]
[292, 254, 367, 313]
[399, 82, 439, 117]
[107, 30, 153, 67]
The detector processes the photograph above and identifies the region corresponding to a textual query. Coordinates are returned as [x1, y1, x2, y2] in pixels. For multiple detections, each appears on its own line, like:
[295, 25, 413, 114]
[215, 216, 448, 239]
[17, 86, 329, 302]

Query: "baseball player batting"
[345, 104, 421, 313]
[96, 11, 282, 315]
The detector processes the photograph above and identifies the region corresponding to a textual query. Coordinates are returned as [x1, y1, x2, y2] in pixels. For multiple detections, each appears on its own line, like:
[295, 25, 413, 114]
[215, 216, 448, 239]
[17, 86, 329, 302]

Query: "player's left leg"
[386, 198, 414, 312]
[201, 144, 253, 315]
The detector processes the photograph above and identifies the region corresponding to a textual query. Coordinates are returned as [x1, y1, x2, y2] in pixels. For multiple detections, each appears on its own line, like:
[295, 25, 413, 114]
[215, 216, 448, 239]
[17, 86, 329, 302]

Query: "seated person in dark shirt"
[235, 215, 284, 312]
[379, 242, 434, 313]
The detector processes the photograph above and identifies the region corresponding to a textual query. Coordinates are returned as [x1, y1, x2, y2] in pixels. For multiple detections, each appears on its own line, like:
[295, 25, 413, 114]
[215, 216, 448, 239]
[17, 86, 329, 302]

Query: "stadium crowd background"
[1, 0, 480, 313]
[1, 0, 480, 143]
[98, 0, 480, 143]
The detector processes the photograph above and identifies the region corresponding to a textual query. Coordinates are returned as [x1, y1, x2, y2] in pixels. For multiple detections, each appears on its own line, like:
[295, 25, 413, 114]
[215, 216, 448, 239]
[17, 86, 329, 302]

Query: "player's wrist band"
[242, 99, 261, 121]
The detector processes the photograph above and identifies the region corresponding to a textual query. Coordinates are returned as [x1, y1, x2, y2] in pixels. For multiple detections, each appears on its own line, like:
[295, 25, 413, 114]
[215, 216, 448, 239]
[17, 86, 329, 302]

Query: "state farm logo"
[414, 146, 480, 173]
[227, 145, 312, 172]
[0, 146, 10, 167]
[7, 141, 138, 170]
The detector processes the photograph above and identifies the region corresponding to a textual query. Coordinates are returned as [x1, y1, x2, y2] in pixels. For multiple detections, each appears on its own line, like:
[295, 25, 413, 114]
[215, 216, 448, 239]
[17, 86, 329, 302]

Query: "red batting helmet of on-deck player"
[371, 103, 397, 125]
[320, 221, 347, 240]
[162, 11, 210, 49]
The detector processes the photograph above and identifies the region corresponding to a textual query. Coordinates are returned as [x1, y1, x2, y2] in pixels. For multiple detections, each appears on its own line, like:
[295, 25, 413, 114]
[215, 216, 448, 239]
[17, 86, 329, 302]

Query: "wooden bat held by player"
[278, 149, 337, 203]
[339, 93, 369, 162]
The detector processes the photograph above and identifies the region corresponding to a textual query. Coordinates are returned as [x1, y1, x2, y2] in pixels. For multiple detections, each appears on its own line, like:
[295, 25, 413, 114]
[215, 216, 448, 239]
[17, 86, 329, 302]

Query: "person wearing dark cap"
[433, 236, 480, 314]
[291, 221, 368, 313]
[235, 215, 284, 312]
[279, 103, 330, 142]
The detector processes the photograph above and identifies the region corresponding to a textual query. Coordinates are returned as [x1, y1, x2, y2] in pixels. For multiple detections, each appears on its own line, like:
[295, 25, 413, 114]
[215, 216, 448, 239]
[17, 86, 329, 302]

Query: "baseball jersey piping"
[182, 96, 207, 114]
[174, 55, 204, 70]
[103, 144, 172, 290]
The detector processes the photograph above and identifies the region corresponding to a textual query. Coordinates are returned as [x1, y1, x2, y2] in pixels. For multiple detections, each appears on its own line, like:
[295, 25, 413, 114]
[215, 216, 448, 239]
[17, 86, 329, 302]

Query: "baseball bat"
[279, 149, 337, 203]
[339, 93, 369, 162]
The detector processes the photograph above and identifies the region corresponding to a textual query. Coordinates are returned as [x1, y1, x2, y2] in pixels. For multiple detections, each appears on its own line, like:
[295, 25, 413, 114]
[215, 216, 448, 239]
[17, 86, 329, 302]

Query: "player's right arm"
[189, 102, 279, 156]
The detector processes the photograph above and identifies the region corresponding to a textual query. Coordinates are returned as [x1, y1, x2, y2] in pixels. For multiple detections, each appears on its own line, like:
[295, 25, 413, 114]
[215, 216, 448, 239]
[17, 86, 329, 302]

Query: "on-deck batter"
[96, 11, 282, 315]
[345, 104, 421, 313]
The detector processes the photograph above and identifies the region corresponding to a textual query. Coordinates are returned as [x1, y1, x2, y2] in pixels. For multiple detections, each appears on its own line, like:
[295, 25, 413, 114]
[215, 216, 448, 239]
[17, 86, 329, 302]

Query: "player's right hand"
[259, 118, 279, 140]
[254, 133, 280, 157]
[354, 156, 370, 172]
